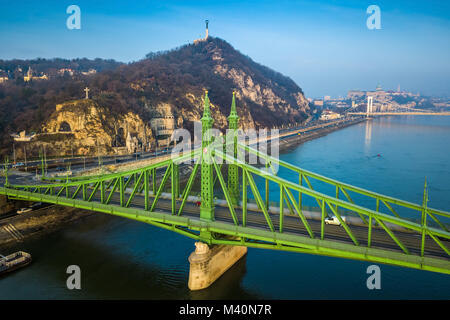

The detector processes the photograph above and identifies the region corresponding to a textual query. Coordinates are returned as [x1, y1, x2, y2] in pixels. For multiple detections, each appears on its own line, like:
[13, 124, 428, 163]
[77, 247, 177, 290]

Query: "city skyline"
[0, 0, 449, 98]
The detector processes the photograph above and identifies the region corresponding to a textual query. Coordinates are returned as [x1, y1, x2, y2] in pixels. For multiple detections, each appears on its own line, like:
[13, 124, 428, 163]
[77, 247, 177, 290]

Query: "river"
[1, 116, 450, 299]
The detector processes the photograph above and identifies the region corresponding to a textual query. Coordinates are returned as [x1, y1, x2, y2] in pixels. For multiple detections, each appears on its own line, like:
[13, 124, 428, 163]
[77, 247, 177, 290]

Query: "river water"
[1, 116, 450, 299]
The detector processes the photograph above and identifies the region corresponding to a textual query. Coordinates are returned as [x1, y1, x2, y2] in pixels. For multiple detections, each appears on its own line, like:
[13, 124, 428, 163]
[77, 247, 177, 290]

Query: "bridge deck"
[1, 178, 449, 273]
[76, 186, 449, 261]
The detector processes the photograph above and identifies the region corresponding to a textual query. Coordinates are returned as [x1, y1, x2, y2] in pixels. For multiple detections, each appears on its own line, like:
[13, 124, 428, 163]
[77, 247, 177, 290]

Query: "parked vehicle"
[30, 202, 42, 209]
[55, 170, 72, 177]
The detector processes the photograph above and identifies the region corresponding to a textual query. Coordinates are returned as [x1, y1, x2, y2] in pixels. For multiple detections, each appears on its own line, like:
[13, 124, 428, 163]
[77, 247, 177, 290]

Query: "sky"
[0, 0, 449, 98]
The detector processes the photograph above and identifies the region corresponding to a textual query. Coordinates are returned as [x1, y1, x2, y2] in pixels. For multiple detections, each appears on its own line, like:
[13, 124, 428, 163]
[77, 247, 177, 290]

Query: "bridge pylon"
[227, 91, 240, 206]
[366, 96, 373, 118]
[200, 91, 215, 240]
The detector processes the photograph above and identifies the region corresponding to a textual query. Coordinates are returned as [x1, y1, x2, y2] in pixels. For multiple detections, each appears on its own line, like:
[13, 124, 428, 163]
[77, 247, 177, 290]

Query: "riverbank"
[277, 117, 366, 153]
[0, 205, 95, 248]
[0, 117, 365, 248]
[72, 117, 366, 176]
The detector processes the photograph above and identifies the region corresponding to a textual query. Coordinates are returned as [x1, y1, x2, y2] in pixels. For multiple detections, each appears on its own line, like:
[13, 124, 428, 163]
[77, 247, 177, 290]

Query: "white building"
[320, 110, 341, 121]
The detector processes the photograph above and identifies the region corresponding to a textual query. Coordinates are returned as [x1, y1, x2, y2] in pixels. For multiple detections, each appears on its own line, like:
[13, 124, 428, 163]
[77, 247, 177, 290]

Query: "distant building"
[313, 100, 324, 107]
[347, 90, 365, 99]
[324, 96, 331, 101]
[11, 130, 36, 142]
[24, 67, 48, 82]
[58, 68, 75, 76]
[376, 84, 383, 91]
[126, 132, 140, 154]
[334, 101, 349, 108]
[149, 103, 176, 147]
[81, 69, 97, 76]
[320, 110, 341, 121]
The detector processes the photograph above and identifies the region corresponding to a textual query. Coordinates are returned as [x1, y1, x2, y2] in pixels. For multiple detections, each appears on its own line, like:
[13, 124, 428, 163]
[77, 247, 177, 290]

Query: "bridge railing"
[6, 148, 201, 215]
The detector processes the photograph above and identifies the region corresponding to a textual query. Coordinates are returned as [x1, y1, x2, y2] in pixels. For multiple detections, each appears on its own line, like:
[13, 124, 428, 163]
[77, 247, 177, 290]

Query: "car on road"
[12, 162, 24, 168]
[325, 215, 347, 226]
[30, 202, 42, 209]
[17, 208, 32, 214]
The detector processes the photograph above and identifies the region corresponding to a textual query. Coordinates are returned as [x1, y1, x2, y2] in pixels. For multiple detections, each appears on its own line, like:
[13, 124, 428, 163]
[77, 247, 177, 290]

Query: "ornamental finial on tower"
[231, 91, 237, 115]
[201, 90, 213, 129]
[203, 90, 210, 116]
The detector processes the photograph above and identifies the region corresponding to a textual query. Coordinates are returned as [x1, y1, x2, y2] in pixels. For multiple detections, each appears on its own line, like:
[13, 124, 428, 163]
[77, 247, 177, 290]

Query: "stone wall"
[0, 195, 30, 216]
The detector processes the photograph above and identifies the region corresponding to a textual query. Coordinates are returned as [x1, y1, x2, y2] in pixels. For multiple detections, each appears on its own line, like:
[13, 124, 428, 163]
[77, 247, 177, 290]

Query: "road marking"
[2, 223, 24, 241]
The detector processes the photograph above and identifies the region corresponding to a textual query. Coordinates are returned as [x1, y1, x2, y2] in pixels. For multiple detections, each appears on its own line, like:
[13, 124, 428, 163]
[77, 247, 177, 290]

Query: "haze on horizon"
[0, 0, 449, 98]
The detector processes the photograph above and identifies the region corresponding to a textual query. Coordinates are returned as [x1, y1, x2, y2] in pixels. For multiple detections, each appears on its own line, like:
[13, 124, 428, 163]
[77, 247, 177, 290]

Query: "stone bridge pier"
[188, 241, 247, 291]
[0, 195, 28, 216]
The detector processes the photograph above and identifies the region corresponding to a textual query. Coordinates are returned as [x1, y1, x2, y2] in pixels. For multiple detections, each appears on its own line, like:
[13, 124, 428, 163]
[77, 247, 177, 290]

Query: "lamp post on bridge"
[39, 150, 45, 180]
[4, 156, 9, 187]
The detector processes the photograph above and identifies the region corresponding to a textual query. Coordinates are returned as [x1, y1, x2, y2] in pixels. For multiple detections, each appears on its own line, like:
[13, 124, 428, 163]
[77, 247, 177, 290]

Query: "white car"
[17, 208, 32, 214]
[325, 215, 347, 226]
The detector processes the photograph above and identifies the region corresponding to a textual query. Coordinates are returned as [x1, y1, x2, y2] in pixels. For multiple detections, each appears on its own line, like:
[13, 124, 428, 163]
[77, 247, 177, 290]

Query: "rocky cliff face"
[123, 37, 311, 132]
[16, 99, 154, 157]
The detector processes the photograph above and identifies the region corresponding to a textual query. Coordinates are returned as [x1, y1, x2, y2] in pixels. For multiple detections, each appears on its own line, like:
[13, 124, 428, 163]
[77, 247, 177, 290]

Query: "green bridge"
[1, 91, 449, 281]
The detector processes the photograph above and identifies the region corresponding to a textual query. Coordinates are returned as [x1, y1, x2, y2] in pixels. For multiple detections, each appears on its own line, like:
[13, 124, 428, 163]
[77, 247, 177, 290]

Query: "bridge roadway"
[62, 185, 448, 262]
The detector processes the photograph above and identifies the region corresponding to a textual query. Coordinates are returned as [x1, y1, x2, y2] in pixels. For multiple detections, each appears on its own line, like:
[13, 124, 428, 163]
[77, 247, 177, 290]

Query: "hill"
[0, 37, 311, 156]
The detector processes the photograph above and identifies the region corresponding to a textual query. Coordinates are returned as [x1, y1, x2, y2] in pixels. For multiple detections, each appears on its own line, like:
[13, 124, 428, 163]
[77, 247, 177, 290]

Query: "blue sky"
[0, 0, 449, 97]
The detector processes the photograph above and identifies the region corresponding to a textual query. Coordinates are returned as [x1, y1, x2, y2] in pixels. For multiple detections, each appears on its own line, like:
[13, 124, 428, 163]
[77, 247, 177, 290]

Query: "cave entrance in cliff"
[114, 127, 126, 147]
[59, 121, 72, 132]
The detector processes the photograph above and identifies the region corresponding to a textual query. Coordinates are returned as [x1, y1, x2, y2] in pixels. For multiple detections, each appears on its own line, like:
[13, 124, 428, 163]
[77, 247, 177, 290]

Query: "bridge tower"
[200, 91, 215, 228]
[227, 91, 240, 205]
[367, 96, 373, 117]
[188, 91, 247, 290]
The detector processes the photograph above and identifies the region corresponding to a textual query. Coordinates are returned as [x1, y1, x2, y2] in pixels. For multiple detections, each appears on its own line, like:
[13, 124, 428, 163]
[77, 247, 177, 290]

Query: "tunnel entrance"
[59, 121, 71, 132]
